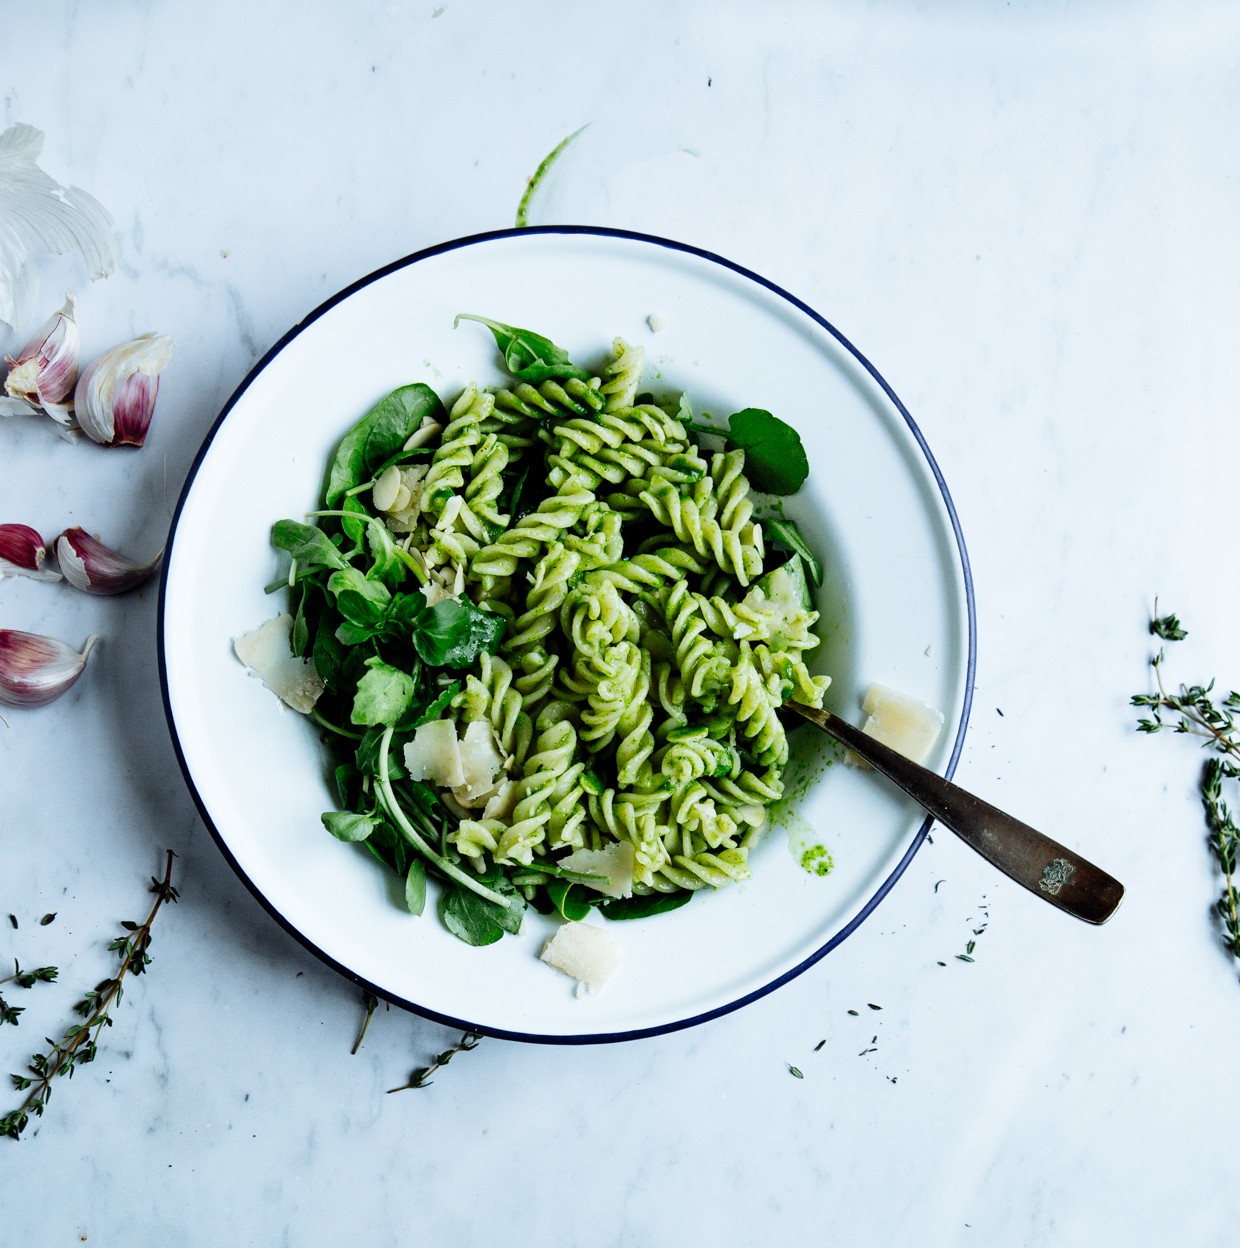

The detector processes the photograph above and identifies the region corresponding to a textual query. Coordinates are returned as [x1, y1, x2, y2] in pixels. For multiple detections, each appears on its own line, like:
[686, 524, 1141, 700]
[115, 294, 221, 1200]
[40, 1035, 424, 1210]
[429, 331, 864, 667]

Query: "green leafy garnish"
[723, 408, 809, 495]
[272, 520, 347, 572]
[321, 811, 376, 842]
[455, 314, 590, 384]
[515, 125, 587, 228]
[440, 867, 526, 946]
[351, 658, 419, 727]
[326, 384, 446, 508]
[546, 879, 594, 921]
[598, 890, 694, 920]
[409, 598, 507, 668]
[405, 859, 427, 916]
[764, 518, 822, 588]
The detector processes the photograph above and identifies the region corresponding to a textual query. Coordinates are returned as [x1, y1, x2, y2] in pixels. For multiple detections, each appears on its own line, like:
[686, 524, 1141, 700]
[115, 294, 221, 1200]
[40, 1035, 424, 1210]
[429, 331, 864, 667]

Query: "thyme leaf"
[387, 1032, 481, 1092]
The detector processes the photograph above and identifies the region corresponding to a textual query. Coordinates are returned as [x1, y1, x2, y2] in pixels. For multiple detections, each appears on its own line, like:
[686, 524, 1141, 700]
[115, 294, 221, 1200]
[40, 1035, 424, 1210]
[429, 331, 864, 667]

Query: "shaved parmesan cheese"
[540, 922, 621, 992]
[559, 842, 635, 899]
[450, 720, 506, 805]
[481, 780, 517, 820]
[856, 682, 944, 766]
[234, 614, 324, 713]
[403, 718, 464, 787]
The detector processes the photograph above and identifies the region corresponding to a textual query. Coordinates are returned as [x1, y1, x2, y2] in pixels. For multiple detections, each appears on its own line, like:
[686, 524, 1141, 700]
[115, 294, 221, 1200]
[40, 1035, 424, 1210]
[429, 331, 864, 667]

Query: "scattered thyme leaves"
[966, 940, 976, 955]
[7, 916, 15, 930]
[789, 1065, 804, 1079]
[937, 961, 947, 966]
[39, 914, 55, 927]
[847, 1009, 859, 1016]
[387, 1032, 481, 1093]
[867, 1003, 882, 1011]
[956, 954, 975, 963]
[351, 993, 379, 1055]
[814, 1040, 826, 1052]
[1, 852, 178, 1140]
[1132, 609, 1240, 962]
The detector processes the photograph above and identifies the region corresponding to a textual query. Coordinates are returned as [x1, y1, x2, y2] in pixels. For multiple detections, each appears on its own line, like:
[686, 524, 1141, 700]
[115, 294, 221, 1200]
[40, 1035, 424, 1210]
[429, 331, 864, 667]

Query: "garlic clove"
[3, 291, 79, 421]
[74, 332, 175, 447]
[0, 630, 98, 707]
[0, 523, 62, 581]
[55, 527, 161, 595]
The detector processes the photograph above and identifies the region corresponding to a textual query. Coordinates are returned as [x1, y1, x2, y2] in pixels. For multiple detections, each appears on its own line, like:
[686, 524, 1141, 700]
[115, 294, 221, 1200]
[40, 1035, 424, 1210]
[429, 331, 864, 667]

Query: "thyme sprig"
[387, 1032, 481, 1093]
[0, 963, 59, 1027]
[2, 851, 179, 1140]
[1132, 611, 1240, 961]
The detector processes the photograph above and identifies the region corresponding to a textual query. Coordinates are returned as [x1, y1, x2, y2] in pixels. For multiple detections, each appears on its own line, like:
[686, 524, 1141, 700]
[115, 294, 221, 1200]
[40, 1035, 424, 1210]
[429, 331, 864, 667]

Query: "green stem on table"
[515, 125, 588, 228]
[375, 726, 512, 908]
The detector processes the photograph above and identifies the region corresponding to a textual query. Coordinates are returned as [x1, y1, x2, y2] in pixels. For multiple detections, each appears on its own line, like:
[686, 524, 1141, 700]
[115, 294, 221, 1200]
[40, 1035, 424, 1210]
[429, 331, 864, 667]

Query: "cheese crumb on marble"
[856, 682, 944, 766]
[559, 842, 635, 899]
[540, 922, 621, 992]
[647, 313, 668, 333]
[234, 614, 324, 714]
[403, 718, 464, 787]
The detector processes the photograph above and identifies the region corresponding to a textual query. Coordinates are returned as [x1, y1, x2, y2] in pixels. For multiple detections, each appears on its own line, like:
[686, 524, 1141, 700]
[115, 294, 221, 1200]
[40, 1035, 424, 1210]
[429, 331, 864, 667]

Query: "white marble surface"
[4, 2, 1240, 1243]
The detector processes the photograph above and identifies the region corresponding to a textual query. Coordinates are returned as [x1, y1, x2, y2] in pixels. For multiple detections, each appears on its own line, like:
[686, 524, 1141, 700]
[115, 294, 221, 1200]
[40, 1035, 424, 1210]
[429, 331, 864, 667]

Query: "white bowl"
[159, 227, 976, 1043]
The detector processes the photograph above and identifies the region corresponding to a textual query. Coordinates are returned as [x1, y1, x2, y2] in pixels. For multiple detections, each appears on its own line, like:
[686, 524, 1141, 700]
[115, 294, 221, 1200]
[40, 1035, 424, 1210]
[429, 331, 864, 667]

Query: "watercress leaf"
[351, 659, 419, 727]
[440, 884, 505, 946]
[328, 567, 391, 628]
[313, 615, 346, 690]
[410, 598, 506, 668]
[334, 763, 361, 808]
[271, 520, 347, 571]
[405, 859, 427, 916]
[365, 517, 405, 587]
[413, 680, 462, 727]
[321, 811, 375, 843]
[474, 864, 527, 935]
[724, 408, 809, 496]
[335, 619, 381, 647]
[455, 314, 590, 384]
[325, 384, 447, 508]
[677, 391, 693, 427]
[355, 726, 408, 779]
[764, 519, 822, 588]
[292, 591, 311, 658]
[546, 879, 594, 921]
[598, 890, 694, 920]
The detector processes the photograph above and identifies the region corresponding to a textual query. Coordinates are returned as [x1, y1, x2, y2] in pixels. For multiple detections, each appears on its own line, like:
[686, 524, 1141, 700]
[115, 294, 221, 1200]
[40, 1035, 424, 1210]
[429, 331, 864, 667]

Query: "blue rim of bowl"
[157, 224, 977, 1045]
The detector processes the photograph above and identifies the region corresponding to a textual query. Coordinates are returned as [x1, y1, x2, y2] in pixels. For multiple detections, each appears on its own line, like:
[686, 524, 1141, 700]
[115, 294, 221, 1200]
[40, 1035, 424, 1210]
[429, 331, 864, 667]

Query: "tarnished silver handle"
[784, 702, 1125, 925]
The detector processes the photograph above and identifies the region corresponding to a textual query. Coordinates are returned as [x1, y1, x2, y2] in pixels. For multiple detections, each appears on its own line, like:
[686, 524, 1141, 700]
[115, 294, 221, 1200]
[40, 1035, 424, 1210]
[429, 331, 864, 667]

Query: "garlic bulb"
[0, 630, 97, 708]
[0, 125, 117, 330]
[2, 291, 79, 423]
[55, 527, 161, 595]
[74, 333, 175, 448]
[0, 523, 61, 581]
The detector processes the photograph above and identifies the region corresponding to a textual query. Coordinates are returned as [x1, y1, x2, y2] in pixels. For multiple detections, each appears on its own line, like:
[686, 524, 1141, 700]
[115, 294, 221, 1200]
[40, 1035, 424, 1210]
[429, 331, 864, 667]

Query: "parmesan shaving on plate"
[540, 921, 621, 992]
[234, 615, 324, 714]
[853, 682, 944, 766]
[404, 718, 464, 788]
[559, 842, 635, 899]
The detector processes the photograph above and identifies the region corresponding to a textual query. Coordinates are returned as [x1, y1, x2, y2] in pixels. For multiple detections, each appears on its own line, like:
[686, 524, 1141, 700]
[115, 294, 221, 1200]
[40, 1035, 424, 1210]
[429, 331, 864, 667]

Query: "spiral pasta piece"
[663, 580, 733, 706]
[600, 337, 643, 411]
[494, 718, 577, 865]
[469, 480, 595, 579]
[422, 384, 488, 519]
[728, 641, 789, 767]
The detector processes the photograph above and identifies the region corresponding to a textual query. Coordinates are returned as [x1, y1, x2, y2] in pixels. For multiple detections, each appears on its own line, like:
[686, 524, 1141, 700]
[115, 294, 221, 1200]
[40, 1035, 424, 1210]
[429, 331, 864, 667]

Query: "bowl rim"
[157, 224, 978, 1045]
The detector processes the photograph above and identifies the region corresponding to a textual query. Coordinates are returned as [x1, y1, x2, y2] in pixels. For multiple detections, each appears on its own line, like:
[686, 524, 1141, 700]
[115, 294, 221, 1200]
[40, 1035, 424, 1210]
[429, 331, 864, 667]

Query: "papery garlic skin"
[0, 630, 97, 707]
[3, 291, 79, 423]
[56, 527, 161, 595]
[0, 523, 62, 582]
[75, 332, 175, 447]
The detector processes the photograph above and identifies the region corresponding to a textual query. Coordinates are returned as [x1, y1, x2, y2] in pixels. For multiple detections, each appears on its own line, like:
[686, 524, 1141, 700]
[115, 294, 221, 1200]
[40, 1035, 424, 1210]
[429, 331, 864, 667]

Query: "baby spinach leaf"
[351, 658, 419, 727]
[546, 879, 594, 921]
[405, 859, 427, 916]
[718, 404, 808, 491]
[410, 598, 506, 668]
[764, 519, 822, 587]
[326, 384, 446, 508]
[365, 515, 406, 587]
[321, 811, 376, 842]
[328, 567, 391, 629]
[598, 890, 694, 920]
[724, 408, 809, 495]
[455, 314, 590, 384]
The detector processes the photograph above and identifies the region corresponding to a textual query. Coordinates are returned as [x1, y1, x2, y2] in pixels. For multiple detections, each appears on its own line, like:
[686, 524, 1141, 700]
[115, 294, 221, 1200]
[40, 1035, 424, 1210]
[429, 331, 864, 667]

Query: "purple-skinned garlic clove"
[55, 527, 162, 596]
[2, 291, 80, 424]
[74, 332, 175, 447]
[0, 630, 98, 707]
[0, 523, 62, 582]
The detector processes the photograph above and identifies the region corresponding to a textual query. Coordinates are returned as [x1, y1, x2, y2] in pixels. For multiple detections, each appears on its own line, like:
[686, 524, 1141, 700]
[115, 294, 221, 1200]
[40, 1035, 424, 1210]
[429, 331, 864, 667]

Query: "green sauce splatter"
[800, 845, 834, 876]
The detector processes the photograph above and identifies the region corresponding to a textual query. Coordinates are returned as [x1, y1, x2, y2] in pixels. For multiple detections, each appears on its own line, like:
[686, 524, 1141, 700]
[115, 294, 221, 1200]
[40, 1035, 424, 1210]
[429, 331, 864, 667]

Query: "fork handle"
[784, 702, 1125, 925]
